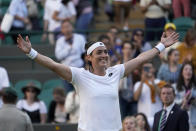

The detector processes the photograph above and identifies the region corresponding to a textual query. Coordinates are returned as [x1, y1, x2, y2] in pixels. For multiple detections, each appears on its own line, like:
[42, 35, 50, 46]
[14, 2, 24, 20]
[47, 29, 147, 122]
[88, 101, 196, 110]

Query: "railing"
[33, 123, 78, 131]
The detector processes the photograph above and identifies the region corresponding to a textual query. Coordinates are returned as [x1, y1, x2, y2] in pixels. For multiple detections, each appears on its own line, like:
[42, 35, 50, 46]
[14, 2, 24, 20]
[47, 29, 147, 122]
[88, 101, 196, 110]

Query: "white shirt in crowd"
[56, 1, 76, 20]
[65, 91, 80, 124]
[0, 67, 10, 108]
[140, 0, 171, 18]
[44, 0, 61, 31]
[17, 99, 47, 114]
[134, 79, 162, 127]
[55, 34, 86, 67]
[70, 64, 125, 131]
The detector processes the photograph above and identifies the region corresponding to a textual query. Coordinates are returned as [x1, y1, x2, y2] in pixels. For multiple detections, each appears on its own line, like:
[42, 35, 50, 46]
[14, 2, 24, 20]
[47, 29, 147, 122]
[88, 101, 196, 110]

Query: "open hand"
[17, 34, 32, 54]
[161, 32, 179, 48]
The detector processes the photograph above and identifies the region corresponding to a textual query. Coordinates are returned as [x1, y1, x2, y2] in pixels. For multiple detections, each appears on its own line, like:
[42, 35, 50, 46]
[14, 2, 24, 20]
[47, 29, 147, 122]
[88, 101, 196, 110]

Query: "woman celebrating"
[173, 61, 196, 129]
[16, 31, 178, 131]
[16, 82, 47, 123]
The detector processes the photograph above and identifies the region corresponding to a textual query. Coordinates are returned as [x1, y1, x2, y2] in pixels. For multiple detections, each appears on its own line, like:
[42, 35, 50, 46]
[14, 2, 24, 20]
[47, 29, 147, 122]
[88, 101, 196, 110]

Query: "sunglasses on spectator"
[26, 88, 36, 93]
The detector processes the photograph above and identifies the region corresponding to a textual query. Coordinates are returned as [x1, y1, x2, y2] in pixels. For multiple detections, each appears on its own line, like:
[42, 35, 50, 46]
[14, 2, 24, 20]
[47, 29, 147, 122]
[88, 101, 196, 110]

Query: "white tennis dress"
[71, 64, 125, 131]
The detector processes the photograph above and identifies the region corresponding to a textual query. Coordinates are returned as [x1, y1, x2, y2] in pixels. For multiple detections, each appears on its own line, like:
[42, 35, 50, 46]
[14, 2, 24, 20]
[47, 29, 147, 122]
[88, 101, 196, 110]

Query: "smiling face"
[182, 64, 193, 81]
[136, 115, 145, 129]
[88, 46, 109, 69]
[123, 117, 136, 131]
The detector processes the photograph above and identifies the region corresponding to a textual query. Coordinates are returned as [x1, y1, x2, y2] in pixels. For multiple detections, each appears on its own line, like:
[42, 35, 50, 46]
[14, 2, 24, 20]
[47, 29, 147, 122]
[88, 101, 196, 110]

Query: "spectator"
[113, 0, 133, 30]
[65, 90, 79, 124]
[172, 0, 190, 18]
[107, 26, 122, 54]
[0, 87, 33, 131]
[0, 66, 10, 108]
[130, 28, 152, 58]
[48, 87, 66, 123]
[159, 23, 180, 62]
[9, 0, 31, 44]
[52, 0, 77, 40]
[74, 0, 93, 37]
[157, 49, 181, 84]
[26, 0, 40, 30]
[42, 0, 61, 45]
[134, 62, 166, 127]
[119, 41, 137, 120]
[173, 61, 196, 130]
[122, 116, 139, 131]
[98, 34, 119, 66]
[17, 82, 47, 123]
[55, 20, 86, 94]
[140, 0, 171, 41]
[176, 29, 196, 73]
[153, 84, 189, 131]
[135, 113, 151, 131]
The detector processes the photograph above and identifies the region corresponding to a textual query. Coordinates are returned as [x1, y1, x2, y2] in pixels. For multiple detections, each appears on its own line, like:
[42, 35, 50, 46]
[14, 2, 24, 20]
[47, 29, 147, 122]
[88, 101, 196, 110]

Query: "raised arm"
[124, 32, 179, 77]
[16, 34, 72, 82]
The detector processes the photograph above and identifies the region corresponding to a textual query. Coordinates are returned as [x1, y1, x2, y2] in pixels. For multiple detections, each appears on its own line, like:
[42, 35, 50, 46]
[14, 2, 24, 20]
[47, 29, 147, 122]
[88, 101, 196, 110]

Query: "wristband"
[26, 48, 38, 59]
[155, 43, 165, 53]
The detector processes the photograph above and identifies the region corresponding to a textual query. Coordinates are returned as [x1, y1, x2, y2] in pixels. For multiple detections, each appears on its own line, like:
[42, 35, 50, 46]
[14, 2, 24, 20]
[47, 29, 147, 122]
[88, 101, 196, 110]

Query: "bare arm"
[133, 72, 147, 101]
[40, 114, 47, 124]
[124, 32, 179, 77]
[134, 82, 144, 101]
[17, 35, 72, 82]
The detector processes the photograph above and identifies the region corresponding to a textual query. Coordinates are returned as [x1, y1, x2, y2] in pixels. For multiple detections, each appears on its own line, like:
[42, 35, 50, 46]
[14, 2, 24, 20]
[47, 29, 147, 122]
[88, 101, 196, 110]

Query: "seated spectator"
[122, 116, 139, 131]
[0, 87, 33, 131]
[17, 82, 47, 123]
[130, 29, 152, 58]
[134, 62, 166, 127]
[55, 20, 86, 94]
[173, 61, 196, 130]
[176, 29, 196, 73]
[135, 113, 151, 131]
[140, 0, 171, 42]
[48, 87, 66, 123]
[0, 66, 10, 108]
[159, 23, 181, 62]
[65, 90, 79, 124]
[172, 0, 190, 18]
[157, 49, 181, 84]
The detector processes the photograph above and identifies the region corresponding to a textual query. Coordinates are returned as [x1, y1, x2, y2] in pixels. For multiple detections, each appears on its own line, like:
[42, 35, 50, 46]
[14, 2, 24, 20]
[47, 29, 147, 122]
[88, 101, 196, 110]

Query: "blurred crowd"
[0, 0, 196, 131]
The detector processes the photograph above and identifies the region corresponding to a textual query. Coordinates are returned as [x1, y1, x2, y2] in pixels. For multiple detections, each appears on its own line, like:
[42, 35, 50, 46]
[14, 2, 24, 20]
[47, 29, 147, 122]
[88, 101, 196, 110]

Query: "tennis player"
[16, 32, 178, 131]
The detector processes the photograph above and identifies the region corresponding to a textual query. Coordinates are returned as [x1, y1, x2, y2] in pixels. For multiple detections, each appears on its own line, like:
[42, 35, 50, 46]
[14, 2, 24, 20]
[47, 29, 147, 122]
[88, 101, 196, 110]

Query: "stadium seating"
[173, 17, 194, 41]
[39, 79, 64, 109]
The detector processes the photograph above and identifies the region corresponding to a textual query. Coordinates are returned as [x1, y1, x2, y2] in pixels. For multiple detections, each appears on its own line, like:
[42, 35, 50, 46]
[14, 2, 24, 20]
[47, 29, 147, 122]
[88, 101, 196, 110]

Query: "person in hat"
[16, 82, 47, 123]
[160, 23, 181, 62]
[0, 87, 33, 131]
[16, 31, 178, 131]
